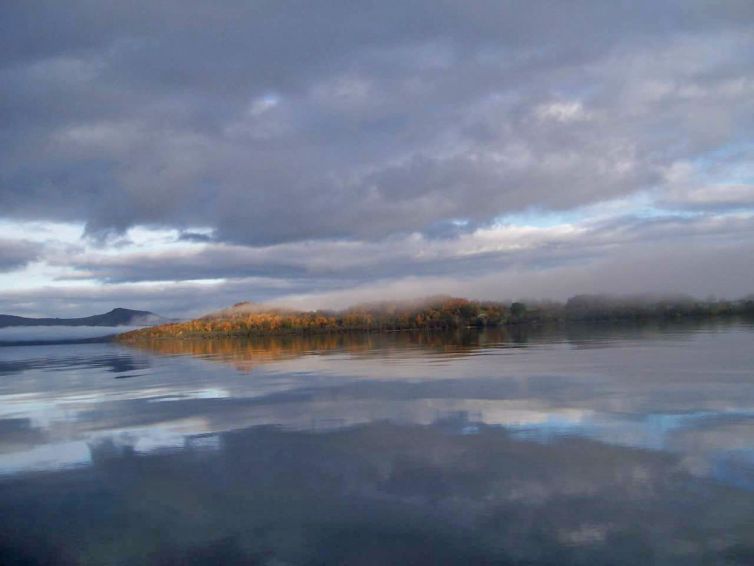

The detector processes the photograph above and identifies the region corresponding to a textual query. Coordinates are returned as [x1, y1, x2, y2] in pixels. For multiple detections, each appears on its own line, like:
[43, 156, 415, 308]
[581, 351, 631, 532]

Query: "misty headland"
[118, 294, 754, 341]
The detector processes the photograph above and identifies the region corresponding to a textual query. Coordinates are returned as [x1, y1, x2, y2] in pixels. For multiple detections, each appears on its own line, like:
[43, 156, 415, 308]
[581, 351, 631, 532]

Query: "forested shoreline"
[117, 295, 754, 341]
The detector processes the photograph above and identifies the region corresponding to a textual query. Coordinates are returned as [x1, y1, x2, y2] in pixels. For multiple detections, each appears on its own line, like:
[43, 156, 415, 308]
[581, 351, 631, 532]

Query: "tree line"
[118, 294, 754, 341]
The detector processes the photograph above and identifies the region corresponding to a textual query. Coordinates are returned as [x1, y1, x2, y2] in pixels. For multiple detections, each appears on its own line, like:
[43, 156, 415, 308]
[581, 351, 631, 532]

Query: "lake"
[1, 320, 753, 564]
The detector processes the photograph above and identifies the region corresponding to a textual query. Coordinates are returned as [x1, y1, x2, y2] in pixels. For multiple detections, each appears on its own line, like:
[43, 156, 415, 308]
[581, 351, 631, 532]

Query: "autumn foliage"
[117, 294, 754, 341]
[118, 296, 538, 340]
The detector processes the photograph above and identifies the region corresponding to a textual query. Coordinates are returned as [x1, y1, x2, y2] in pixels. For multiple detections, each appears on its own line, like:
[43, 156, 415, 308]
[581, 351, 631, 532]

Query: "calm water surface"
[1, 321, 754, 564]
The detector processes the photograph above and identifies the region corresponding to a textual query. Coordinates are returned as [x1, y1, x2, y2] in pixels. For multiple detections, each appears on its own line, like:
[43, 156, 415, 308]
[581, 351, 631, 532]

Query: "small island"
[117, 294, 754, 342]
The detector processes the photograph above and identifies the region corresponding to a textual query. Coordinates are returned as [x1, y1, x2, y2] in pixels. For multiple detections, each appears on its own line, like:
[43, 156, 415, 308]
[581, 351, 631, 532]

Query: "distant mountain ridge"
[0, 308, 164, 328]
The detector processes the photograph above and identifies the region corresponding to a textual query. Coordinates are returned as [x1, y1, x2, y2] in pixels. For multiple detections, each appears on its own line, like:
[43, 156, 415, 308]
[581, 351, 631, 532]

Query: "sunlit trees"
[117, 294, 754, 341]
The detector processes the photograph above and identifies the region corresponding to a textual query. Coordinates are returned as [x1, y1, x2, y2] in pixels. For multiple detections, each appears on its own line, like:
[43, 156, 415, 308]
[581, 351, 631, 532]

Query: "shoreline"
[117, 311, 753, 342]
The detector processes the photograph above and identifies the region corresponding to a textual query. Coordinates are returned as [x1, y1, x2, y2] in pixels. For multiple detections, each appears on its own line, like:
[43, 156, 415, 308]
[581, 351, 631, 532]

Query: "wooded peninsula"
[117, 295, 754, 342]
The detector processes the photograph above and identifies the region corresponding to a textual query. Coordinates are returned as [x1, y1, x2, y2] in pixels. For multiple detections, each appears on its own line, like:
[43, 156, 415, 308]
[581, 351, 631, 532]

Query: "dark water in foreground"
[1, 321, 754, 565]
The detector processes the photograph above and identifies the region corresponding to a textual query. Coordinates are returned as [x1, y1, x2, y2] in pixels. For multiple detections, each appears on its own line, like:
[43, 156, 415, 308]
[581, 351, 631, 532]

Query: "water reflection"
[122, 328, 522, 372]
[124, 319, 747, 369]
[2, 419, 754, 564]
[0, 320, 753, 563]
[0, 351, 149, 376]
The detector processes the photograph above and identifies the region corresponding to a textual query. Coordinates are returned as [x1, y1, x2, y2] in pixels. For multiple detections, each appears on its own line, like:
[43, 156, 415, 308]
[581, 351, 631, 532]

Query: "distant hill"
[0, 308, 164, 328]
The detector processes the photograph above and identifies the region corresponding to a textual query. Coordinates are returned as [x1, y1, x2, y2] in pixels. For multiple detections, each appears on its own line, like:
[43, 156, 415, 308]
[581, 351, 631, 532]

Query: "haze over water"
[1, 320, 753, 564]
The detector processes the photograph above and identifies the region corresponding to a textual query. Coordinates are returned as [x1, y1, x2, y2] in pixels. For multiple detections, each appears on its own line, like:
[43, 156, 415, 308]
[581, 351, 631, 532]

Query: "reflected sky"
[1, 321, 754, 479]
[1, 321, 754, 563]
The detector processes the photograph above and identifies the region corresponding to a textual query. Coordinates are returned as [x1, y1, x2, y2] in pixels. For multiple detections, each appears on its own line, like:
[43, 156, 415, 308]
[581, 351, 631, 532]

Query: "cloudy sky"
[1, 1, 753, 317]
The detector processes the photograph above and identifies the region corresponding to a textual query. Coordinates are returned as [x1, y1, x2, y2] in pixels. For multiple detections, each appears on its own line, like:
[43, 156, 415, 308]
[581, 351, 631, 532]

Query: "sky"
[1, 0, 753, 318]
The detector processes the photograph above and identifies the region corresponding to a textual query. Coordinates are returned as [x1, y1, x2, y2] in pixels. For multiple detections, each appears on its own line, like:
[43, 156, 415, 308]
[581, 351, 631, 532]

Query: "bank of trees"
[564, 294, 754, 321]
[118, 294, 754, 340]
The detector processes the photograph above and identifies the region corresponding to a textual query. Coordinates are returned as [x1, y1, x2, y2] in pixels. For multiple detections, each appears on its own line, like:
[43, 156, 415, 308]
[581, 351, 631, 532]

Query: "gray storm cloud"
[1, 1, 753, 315]
[2, 1, 753, 241]
[0, 239, 41, 272]
[49, 213, 754, 285]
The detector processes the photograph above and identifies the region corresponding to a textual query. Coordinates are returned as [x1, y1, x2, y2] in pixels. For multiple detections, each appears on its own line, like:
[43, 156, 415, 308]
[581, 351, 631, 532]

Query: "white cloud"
[535, 101, 590, 123]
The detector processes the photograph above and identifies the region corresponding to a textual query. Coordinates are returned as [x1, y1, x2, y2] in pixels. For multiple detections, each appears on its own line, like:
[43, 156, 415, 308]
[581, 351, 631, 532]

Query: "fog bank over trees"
[120, 294, 754, 340]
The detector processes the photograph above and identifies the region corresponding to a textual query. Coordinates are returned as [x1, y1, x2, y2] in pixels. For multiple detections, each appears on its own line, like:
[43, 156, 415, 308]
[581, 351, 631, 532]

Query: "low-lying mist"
[0, 326, 145, 344]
